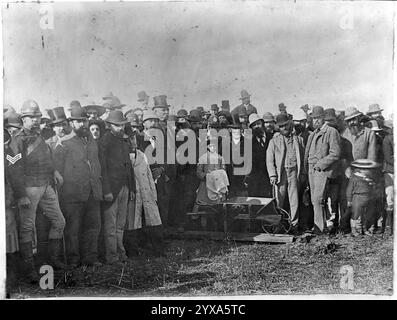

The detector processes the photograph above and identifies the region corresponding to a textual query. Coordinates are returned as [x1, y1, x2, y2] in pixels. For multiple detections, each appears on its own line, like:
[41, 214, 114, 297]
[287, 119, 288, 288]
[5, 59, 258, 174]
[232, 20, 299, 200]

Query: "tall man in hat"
[231, 90, 258, 124]
[246, 113, 272, 198]
[137, 91, 150, 110]
[267, 113, 306, 234]
[99, 110, 135, 265]
[304, 106, 341, 234]
[221, 100, 231, 112]
[152, 95, 176, 226]
[54, 105, 103, 267]
[5, 100, 66, 282]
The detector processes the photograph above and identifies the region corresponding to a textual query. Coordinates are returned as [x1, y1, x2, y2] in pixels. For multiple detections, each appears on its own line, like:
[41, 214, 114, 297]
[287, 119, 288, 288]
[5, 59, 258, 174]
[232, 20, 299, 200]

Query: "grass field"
[8, 232, 393, 298]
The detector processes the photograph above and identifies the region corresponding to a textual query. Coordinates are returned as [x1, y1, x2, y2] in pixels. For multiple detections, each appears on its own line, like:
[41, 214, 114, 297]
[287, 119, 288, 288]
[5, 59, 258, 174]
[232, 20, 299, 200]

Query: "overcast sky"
[2, 1, 395, 117]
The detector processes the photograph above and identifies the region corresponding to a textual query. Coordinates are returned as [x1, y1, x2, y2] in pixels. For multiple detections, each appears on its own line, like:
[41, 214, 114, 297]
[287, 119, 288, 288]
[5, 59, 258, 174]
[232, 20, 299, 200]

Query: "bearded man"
[53, 105, 103, 267]
[246, 113, 272, 198]
[99, 110, 136, 265]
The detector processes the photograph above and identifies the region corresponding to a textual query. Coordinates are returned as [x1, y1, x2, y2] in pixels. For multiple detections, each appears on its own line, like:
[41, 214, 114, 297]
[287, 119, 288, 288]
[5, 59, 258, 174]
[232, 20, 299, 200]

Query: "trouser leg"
[38, 184, 65, 240]
[19, 186, 45, 244]
[286, 167, 299, 227]
[309, 168, 328, 232]
[63, 202, 84, 265]
[103, 196, 118, 264]
[116, 186, 129, 261]
[81, 193, 101, 264]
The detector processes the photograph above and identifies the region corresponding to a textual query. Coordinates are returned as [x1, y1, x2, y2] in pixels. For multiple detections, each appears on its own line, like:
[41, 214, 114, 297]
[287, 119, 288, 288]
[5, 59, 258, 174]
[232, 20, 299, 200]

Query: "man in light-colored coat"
[267, 113, 306, 232]
[304, 106, 341, 233]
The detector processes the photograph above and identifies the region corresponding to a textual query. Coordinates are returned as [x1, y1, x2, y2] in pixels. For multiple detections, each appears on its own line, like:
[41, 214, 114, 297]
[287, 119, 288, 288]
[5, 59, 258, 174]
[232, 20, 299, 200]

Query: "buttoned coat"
[98, 131, 135, 198]
[304, 123, 341, 178]
[266, 132, 306, 184]
[54, 135, 103, 202]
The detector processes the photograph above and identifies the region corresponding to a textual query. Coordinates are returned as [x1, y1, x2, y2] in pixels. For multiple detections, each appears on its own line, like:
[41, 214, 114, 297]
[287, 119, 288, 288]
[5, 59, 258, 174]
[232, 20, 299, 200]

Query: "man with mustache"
[304, 106, 341, 234]
[6, 100, 66, 282]
[342, 107, 378, 233]
[47, 107, 75, 150]
[246, 113, 272, 198]
[53, 105, 103, 268]
[99, 110, 136, 265]
[267, 113, 306, 234]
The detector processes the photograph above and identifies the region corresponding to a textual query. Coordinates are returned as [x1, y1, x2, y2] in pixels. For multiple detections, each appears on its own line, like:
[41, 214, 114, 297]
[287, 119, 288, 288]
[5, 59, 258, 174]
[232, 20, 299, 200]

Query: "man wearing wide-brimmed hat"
[98, 110, 136, 265]
[53, 104, 103, 268]
[342, 107, 377, 162]
[83, 103, 106, 120]
[304, 106, 341, 234]
[231, 89, 258, 124]
[246, 113, 272, 197]
[6, 100, 66, 282]
[267, 113, 306, 234]
[366, 103, 385, 129]
[346, 159, 382, 236]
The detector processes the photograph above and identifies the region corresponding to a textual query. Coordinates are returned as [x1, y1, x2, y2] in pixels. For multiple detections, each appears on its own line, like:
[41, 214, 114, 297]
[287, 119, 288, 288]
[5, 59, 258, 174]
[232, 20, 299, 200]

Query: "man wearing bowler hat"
[267, 113, 306, 234]
[99, 110, 136, 265]
[304, 106, 341, 234]
[231, 90, 258, 124]
[54, 104, 103, 267]
[6, 100, 66, 282]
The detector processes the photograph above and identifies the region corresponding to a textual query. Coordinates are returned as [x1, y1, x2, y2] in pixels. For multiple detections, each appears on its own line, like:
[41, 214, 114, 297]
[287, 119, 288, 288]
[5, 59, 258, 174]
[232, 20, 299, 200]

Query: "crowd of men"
[3, 89, 394, 287]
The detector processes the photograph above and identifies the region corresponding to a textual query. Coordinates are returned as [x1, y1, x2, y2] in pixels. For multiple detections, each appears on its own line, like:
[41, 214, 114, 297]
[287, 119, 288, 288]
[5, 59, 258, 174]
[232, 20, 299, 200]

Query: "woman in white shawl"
[124, 147, 165, 257]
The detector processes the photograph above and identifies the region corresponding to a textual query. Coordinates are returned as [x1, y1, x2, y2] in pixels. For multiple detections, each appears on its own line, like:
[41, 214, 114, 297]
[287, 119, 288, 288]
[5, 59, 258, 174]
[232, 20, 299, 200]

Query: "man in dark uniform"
[6, 100, 66, 282]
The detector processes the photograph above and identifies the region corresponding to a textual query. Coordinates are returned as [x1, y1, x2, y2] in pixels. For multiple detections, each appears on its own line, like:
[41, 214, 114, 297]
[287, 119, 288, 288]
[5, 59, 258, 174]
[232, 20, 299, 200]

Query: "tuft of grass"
[9, 233, 393, 298]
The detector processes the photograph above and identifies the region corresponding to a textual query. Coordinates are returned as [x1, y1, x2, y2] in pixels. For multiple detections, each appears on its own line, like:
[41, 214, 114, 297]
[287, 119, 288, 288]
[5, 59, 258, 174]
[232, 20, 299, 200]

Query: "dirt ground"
[7, 232, 393, 298]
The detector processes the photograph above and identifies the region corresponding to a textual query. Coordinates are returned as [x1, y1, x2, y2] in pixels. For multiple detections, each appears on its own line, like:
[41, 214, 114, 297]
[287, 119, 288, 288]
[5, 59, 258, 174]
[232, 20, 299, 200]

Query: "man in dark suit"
[54, 105, 103, 268]
[99, 110, 135, 265]
[231, 90, 258, 124]
[246, 113, 272, 198]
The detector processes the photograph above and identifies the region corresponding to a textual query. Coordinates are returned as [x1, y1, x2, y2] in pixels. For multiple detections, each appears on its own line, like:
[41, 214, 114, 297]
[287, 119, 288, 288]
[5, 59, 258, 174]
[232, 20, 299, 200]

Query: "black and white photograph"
[0, 0, 395, 301]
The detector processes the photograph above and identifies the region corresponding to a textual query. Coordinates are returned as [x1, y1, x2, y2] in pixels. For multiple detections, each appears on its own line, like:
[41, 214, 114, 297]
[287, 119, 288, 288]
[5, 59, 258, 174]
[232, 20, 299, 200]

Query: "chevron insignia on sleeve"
[6, 153, 22, 164]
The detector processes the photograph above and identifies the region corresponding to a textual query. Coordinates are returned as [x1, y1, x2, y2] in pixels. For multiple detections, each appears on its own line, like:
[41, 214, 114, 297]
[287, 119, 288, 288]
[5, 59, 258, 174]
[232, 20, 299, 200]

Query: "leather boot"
[350, 219, 359, 237]
[48, 239, 66, 270]
[35, 241, 49, 267]
[123, 229, 140, 258]
[149, 225, 166, 257]
[19, 242, 39, 284]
